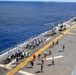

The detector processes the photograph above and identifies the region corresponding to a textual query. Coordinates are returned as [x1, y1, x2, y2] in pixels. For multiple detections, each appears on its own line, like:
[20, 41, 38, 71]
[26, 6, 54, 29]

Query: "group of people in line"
[7, 48, 25, 62]
[26, 37, 46, 49]
[30, 52, 55, 73]
[30, 39, 65, 72]
[6, 46, 31, 63]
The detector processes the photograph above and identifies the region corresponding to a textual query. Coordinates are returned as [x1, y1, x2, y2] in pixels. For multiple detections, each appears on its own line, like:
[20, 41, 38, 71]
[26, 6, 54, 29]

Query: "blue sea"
[0, 1, 76, 52]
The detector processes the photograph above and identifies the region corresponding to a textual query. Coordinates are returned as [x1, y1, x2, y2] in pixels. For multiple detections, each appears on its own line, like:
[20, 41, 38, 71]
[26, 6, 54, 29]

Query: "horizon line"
[0, 1, 76, 3]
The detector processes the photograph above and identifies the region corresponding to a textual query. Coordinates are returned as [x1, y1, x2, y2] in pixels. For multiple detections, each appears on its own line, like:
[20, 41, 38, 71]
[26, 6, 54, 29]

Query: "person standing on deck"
[16, 57, 19, 62]
[38, 54, 41, 61]
[41, 57, 45, 64]
[44, 52, 47, 60]
[27, 50, 31, 57]
[41, 64, 44, 72]
[52, 41, 54, 47]
[49, 49, 52, 55]
[56, 39, 59, 45]
[62, 45, 65, 52]
[30, 59, 34, 68]
[33, 54, 36, 61]
[52, 57, 55, 65]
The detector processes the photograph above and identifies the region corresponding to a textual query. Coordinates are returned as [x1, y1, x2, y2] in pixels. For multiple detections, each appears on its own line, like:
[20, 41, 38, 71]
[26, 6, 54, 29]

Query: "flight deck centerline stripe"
[46, 55, 63, 60]
[18, 70, 35, 75]
[6, 24, 76, 75]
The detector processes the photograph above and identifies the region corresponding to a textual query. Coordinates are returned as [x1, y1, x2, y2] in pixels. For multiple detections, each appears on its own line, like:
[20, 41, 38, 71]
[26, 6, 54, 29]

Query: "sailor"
[52, 57, 55, 65]
[38, 54, 41, 61]
[56, 39, 59, 45]
[38, 37, 40, 44]
[30, 59, 34, 68]
[16, 50, 19, 57]
[41, 64, 44, 72]
[13, 51, 16, 58]
[7, 56, 11, 62]
[29, 42, 32, 48]
[62, 45, 65, 52]
[26, 42, 29, 48]
[41, 37, 44, 42]
[8, 51, 12, 59]
[18, 49, 21, 57]
[52, 41, 54, 47]
[21, 50, 25, 59]
[49, 49, 52, 55]
[44, 52, 47, 59]
[33, 54, 36, 61]
[33, 42, 36, 48]
[37, 40, 39, 46]
[27, 50, 31, 57]
[22, 51, 25, 58]
[16, 57, 19, 62]
[8, 51, 10, 57]
[11, 51, 15, 59]
[39, 37, 42, 43]
[44, 37, 46, 41]
[41, 57, 45, 64]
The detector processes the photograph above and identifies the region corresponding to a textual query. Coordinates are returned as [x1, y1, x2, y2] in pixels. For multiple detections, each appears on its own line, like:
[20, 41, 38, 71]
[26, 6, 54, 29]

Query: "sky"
[0, 0, 76, 2]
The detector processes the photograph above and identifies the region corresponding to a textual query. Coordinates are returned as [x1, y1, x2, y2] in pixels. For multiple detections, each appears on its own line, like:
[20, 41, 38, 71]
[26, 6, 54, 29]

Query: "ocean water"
[0, 2, 76, 52]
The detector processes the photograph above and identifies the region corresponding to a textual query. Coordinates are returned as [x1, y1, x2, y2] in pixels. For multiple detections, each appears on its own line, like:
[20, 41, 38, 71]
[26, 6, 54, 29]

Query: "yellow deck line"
[6, 24, 76, 75]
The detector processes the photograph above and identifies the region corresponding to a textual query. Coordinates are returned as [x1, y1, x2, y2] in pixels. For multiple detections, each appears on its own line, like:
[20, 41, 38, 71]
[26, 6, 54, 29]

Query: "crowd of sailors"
[6, 48, 25, 62]
[26, 37, 46, 49]
[6, 36, 46, 63]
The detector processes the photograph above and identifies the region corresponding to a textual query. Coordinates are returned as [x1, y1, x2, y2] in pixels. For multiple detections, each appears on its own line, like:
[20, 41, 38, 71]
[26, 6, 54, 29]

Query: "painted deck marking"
[18, 70, 35, 75]
[46, 37, 51, 41]
[46, 55, 63, 60]
[5, 59, 16, 68]
[0, 64, 12, 70]
[0, 64, 5, 67]
[72, 22, 76, 24]
[68, 32, 76, 35]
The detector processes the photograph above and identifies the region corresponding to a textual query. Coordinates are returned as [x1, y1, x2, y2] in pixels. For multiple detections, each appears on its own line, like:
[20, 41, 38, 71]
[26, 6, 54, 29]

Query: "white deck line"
[0, 59, 16, 70]
[6, 59, 16, 67]
[72, 22, 76, 24]
[46, 37, 51, 41]
[46, 55, 63, 60]
[18, 70, 35, 75]
[0, 64, 12, 70]
[0, 64, 5, 67]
